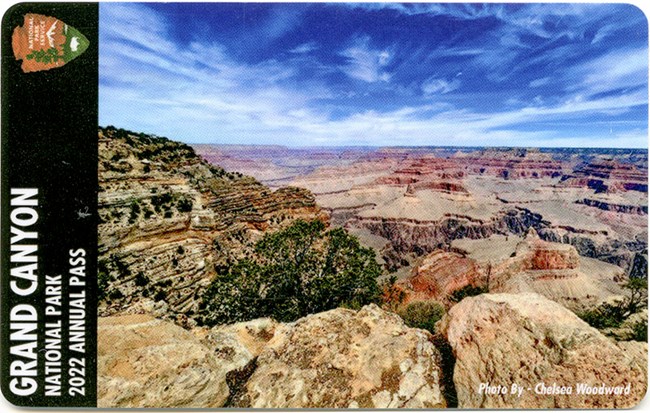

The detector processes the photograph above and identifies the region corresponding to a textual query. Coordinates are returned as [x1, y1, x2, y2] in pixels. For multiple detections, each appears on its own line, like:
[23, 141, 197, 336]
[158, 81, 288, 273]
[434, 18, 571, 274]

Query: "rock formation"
[513, 227, 580, 270]
[439, 293, 647, 409]
[98, 296, 647, 409]
[98, 305, 449, 408]
[397, 229, 624, 312]
[404, 250, 484, 304]
[576, 198, 648, 215]
[196, 144, 647, 279]
[487, 229, 624, 312]
[98, 127, 325, 320]
[202, 317, 278, 374]
[559, 159, 648, 194]
[241, 304, 447, 408]
[97, 315, 230, 408]
[452, 148, 565, 179]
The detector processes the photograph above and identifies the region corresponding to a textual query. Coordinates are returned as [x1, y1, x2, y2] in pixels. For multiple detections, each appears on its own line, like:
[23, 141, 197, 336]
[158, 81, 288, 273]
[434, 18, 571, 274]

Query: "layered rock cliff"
[487, 229, 624, 312]
[350, 206, 646, 278]
[403, 250, 485, 305]
[559, 159, 648, 194]
[98, 127, 325, 321]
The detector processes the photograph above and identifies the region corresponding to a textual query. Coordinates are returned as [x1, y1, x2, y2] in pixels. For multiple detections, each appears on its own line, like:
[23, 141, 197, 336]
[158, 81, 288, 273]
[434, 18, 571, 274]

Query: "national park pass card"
[1, 1, 649, 409]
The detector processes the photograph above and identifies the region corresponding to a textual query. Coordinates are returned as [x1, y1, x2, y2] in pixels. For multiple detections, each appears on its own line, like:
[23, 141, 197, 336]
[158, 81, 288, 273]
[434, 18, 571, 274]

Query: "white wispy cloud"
[529, 77, 551, 88]
[289, 42, 317, 54]
[339, 36, 392, 83]
[591, 24, 616, 45]
[100, 4, 330, 144]
[567, 47, 648, 95]
[422, 78, 461, 95]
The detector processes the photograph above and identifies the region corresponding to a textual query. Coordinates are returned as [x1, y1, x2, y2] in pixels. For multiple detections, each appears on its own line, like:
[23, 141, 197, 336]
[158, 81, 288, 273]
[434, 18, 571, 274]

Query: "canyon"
[195, 144, 648, 281]
[97, 129, 647, 408]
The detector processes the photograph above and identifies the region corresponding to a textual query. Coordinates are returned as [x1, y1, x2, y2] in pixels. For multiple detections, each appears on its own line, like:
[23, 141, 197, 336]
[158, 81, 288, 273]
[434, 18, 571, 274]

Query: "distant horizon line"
[99, 125, 648, 151]
[188, 142, 649, 151]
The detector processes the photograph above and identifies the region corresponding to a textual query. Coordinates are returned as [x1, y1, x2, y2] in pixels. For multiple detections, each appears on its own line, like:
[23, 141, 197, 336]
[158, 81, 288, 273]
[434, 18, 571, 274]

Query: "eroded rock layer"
[402, 229, 624, 312]
[195, 145, 647, 279]
[98, 127, 325, 320]
[405, 250, 485, 304]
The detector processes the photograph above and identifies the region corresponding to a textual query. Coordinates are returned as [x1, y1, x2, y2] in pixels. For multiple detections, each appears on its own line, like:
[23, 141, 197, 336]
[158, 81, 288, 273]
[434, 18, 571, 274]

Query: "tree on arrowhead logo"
[12, 13, 89, 73]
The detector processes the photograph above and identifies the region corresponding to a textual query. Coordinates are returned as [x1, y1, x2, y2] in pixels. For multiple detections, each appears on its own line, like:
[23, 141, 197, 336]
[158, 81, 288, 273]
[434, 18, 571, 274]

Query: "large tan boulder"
[243, 304, 447, 408]
[203, 317, 278, 372]
[98, 315, 230, 408]
[438, 293, 647, 409]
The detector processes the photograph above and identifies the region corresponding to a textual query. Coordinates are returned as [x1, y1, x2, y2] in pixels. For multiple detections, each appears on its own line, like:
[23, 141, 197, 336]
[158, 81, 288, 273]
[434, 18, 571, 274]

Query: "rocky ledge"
[98, 305, 447, 408]
[97, 314, 230, 408]
[439, 293, 647, 409]
[404, 250, 485, 305]
[99, 297, 647, 409]
[400, 229, 623, 312]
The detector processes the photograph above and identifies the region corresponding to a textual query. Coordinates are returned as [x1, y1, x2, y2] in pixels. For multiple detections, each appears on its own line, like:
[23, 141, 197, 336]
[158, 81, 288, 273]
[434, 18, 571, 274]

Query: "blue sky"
[99, 3, 648, 148]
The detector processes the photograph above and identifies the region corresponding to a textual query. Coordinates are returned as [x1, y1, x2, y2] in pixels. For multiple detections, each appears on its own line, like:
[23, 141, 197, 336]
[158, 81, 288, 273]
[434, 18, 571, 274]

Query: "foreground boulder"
[439, 293, 647, 409]
[202, 317, 278, 372]
[243, 304, 447, 408]
[98, 315, 230, 408]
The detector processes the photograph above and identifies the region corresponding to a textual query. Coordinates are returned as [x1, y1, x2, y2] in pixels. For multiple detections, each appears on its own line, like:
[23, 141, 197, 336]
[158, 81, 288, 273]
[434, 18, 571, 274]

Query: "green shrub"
[134, 272, 149, 287]
[200, 219, 381, 325]
[177, 196, 193, 212]
[449, 284, 488, 303]
[578, 304, 627, 329]
[578, 278, 647, 331]
[128, 199, 141, 223]
[111, 254, 131, 277]
[397, 300, 445, 334]
[143, 207, 154, 219]
[154, 290, 167, 302]
[630, 319, 648, 342]
[108, 289, 124, 300]
[98, 259, 110, 300]
[151, 193, 173, 208]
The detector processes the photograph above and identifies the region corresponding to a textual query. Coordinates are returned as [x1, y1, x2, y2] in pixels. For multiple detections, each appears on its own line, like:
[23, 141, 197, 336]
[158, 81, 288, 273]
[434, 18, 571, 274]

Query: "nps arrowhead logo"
[12, 13, 89, 73]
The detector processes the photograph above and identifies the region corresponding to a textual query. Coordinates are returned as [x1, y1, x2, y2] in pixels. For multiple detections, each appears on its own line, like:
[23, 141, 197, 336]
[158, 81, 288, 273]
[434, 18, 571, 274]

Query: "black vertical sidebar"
[1, 2, 97, 407]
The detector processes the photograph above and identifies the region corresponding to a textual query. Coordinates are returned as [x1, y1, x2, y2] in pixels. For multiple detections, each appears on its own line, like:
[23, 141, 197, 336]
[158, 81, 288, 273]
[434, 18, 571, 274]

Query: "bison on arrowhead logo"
[12, 13, 89, 73]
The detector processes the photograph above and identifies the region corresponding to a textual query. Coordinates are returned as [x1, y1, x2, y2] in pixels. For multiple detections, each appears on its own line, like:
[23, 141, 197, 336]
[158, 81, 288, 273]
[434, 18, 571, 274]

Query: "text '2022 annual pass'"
[1, 2, 648, 409]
